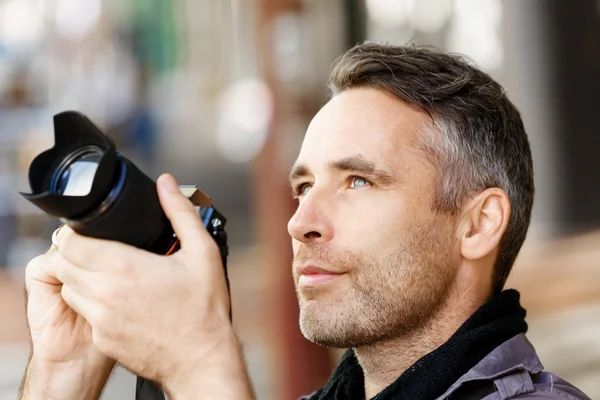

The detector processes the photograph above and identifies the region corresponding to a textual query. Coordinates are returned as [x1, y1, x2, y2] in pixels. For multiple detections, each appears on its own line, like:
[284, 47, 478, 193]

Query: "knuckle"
[27, 251, 52, 268]
[92, 306, 111, 329]
[59, 229, 74, 248]
[25, 253, 56, 284]
[112, 255, 131, 274]
[25, 255, 44, 276]
[174, 194, 196, 210]
[91, 328, 111, 355]
[176, 209, 202, 225]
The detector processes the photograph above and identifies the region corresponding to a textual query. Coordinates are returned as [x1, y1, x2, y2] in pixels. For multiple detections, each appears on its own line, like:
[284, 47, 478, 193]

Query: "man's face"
[288, 88, 460, 348]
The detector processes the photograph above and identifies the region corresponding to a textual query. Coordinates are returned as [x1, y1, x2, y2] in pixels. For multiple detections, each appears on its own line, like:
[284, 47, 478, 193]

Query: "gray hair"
[328, 42, 535, 293]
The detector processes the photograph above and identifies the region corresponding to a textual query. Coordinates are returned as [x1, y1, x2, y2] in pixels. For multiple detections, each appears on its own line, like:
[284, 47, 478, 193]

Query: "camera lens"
[20, 111, 180, 253]
[51, 146, 103, 196]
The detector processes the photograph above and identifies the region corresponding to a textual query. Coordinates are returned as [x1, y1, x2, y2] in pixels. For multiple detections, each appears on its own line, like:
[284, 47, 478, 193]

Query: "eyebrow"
[288, 155, 396, 187]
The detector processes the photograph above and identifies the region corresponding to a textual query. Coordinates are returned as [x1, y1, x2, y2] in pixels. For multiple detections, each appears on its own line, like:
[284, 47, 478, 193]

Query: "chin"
[299, 320, 343, 348]
[298, 303, 350, 348]
[299, 319, 368, 349]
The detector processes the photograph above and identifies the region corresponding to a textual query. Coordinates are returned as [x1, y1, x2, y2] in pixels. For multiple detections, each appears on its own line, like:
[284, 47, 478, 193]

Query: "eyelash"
[292, 175, 372, 198]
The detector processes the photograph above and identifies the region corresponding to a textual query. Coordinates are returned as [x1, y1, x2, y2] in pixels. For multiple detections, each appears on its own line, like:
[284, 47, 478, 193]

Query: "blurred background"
[0, 0, 599, 398]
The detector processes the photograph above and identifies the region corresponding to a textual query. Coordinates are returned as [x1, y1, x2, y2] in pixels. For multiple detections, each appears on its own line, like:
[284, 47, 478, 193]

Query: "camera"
[19, 110, 230, 400]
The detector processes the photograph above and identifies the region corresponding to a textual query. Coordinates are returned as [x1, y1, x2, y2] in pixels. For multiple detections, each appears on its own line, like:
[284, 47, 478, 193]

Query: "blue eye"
[293, 183, 312, 197]
[349, 177, 369, 188]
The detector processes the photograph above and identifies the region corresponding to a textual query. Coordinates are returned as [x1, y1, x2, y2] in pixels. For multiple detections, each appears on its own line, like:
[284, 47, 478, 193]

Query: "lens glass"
[54, 150, 102, 196]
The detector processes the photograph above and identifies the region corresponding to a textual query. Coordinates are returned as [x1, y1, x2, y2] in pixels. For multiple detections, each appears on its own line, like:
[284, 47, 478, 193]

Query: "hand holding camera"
[28, 175, 233, 396]
[23, 240, 116, 399]
[18, 113, 253, 399]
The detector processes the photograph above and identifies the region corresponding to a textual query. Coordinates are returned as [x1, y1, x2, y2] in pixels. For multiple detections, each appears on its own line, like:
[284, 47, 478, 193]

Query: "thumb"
[157, 173, 211, 251]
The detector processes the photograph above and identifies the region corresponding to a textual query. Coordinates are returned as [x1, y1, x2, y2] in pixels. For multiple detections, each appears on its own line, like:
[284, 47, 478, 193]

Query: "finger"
[51, 254, 97, 297]
[57, 225, 142, 273]
[24, 252, 61, 329]
[61, 284, 100, 324]
[25, 224, 68, 289]
[26, 245, 97, 300]
[25, 252, 62, 289]
[156, 173, 212, 251]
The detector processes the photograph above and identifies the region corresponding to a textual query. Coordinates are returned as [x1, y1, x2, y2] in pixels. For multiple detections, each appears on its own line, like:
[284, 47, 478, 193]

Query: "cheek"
[339, 217, 403, 258]
[334, 195, 405, 243]
[357, 200, 413, 244]
[334, 212, 373, 249]
[346, 204, 437, 269]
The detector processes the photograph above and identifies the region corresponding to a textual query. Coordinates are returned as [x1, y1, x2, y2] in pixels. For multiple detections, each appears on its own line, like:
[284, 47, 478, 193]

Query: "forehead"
[296, 88, 429, 169]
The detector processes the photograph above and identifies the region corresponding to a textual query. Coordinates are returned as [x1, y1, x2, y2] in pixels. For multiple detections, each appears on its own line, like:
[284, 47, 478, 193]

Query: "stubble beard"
[295, 220, 456, 349]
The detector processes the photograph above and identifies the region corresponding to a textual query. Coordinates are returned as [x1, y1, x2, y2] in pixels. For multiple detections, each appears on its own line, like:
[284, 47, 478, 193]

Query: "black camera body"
[20, 111, 230, 400]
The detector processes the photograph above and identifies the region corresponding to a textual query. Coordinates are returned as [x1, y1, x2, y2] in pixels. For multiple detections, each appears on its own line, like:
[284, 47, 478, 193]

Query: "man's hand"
[20, 235, 116, 399]
[52, 173, 253, 399]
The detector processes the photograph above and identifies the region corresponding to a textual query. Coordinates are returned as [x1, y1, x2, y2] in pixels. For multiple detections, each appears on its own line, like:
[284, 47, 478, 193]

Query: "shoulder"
[502, 371, 591, 400]
[452, 334, 592, 400]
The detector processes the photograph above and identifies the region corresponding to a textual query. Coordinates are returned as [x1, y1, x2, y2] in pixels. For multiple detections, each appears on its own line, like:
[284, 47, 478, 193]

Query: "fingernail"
[159, 174, 180, 193]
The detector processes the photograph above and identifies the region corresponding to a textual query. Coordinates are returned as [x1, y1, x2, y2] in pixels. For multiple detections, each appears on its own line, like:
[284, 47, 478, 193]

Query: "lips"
[297, 265, 343, 276]
[296, 264, 345, 287]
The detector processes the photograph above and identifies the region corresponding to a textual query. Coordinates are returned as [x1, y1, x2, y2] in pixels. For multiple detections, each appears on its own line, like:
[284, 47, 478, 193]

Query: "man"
[18, 43, 590, 400]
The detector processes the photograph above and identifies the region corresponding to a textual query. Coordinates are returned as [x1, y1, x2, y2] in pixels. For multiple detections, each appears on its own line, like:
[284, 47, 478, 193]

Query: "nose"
[287, 191, 334, 244]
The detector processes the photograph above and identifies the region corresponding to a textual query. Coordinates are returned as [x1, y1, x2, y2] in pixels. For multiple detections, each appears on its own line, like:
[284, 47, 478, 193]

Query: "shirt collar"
[435, 334, 543, 400]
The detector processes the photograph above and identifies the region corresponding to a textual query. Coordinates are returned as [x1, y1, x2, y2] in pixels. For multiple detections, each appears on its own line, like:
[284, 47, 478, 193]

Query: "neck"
[354, 281, 489, 400]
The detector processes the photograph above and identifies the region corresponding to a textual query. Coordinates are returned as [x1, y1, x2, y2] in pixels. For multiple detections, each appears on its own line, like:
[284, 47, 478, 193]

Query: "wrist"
[21, 356, 116, 400]
[163, 328, 254, 400]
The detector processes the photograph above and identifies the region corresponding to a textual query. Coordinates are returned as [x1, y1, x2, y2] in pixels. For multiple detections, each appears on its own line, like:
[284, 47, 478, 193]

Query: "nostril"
[304, 231, 321, 239]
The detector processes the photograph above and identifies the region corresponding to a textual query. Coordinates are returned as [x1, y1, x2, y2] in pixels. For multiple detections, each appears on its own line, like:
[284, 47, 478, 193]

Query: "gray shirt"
[438, 333, 590, 399]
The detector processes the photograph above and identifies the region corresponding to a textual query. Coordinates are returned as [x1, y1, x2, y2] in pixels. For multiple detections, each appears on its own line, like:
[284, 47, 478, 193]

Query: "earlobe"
[460, 188, 510, 261]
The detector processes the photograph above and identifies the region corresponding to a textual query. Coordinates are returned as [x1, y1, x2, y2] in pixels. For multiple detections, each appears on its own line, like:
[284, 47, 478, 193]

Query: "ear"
[459, 188, 510, 261]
